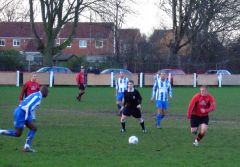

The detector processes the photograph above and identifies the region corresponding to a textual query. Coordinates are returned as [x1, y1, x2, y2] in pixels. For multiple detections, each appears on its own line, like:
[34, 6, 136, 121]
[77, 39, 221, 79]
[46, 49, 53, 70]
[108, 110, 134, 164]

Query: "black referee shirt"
[123, 89, 142, 108]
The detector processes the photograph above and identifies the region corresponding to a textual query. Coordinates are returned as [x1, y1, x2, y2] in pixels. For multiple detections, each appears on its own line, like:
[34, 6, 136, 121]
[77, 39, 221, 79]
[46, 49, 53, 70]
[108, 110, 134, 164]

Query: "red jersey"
[187, 93, 216, 119]
[19, 80, 40, 101]
[76, 72, 85, 84]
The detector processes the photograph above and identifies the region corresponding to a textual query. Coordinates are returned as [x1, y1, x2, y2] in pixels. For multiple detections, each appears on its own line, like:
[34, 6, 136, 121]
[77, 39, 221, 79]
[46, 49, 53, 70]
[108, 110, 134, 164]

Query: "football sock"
[121, 121, 126, 130]
[196, 132, 205, 142]
[0, 129, 17, 137]
[78, 92, 84, 99]
[161, 115, 165, 119]
[156, 114, 162, 126]
[117, 104, 122, 110]
[25, 130, 36, 147]
[140, 121, 145, 130]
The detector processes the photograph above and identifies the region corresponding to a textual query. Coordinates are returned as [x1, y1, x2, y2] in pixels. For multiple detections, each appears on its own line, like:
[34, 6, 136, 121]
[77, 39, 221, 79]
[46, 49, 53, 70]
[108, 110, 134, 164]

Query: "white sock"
[0, 129, 7, 134]
[24, 144, 30, 149]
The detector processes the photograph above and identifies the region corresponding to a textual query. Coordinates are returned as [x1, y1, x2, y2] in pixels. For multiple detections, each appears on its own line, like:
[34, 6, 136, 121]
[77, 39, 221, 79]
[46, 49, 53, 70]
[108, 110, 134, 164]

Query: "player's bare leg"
[191, 127, 198, 135]
[193, 124, 208, 146]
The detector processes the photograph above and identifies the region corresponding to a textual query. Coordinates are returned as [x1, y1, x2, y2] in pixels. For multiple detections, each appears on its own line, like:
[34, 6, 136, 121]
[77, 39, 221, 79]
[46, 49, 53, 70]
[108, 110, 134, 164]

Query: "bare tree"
[158, 0, 240, 67]
[29, 0, 108, 66]
[0, 0, 11, 13]
[98, 0, 135, 63]
[0, 0, 29, 22]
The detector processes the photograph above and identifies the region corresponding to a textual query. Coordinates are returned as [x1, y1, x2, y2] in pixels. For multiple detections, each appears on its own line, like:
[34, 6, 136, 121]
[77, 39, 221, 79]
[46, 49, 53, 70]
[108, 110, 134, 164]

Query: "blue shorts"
[116, 92, 124, 101]
[156, 100, 168, 110]
[13, 107, 33, 128]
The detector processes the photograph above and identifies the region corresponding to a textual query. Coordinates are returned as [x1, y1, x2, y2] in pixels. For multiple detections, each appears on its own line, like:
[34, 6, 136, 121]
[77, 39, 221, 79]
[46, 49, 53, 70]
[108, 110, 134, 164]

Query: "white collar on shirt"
[128, 88, 134, 92]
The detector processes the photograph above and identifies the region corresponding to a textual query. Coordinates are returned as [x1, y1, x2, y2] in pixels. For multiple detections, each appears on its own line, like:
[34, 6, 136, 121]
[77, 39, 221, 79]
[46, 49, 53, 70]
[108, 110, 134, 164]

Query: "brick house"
[119, 28, 143, 54]
[59, 22, 114, 62]
[0, 21, 143, 64]
[0, 22, 45, 64]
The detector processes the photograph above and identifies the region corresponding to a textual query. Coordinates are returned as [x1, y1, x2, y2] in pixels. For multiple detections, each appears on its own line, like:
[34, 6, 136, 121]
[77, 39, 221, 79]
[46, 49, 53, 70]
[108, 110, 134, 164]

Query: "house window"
[79, 40, 87, 48]
[13, 39, 21, 47]
[95, 40, 103, 48]
[0, 39, 6, 46]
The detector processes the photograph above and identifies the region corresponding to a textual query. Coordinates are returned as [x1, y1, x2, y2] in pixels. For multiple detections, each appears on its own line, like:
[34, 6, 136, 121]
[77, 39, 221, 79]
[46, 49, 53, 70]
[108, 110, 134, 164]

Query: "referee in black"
[120, 80, 146, 133]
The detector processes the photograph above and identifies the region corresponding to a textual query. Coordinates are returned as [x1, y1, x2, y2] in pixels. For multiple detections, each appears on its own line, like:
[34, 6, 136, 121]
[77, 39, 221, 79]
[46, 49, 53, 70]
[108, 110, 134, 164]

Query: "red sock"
[196, 132, 205, 142]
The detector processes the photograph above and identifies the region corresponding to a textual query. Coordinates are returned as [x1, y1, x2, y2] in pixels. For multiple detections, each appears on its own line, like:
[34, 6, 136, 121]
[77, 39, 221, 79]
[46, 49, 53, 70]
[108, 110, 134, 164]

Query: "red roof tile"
[0, 22, 45, 38]
[119, 29, 141, 41]
[59, 22, 114, 39]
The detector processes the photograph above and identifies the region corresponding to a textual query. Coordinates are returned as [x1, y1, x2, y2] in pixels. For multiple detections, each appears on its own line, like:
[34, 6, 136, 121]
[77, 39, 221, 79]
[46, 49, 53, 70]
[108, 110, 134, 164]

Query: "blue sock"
[0, 129, 17, 137]
[161, 115, 165, 119]
[156, 114, 162, 126]
[117, 104, 122, 110]
[25, 130, 36, 146]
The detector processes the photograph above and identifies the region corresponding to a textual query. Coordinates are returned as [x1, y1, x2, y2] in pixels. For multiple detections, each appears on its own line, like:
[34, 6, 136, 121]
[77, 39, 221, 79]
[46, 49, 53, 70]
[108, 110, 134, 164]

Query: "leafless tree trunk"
[158, 0, 240, 67]
[29, 0, 107, 66]
[98, 0, 135, 63]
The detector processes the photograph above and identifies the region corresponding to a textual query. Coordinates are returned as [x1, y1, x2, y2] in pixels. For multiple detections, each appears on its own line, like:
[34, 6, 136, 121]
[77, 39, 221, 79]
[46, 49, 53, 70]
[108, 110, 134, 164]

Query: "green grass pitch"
[0, 86, 240, 167]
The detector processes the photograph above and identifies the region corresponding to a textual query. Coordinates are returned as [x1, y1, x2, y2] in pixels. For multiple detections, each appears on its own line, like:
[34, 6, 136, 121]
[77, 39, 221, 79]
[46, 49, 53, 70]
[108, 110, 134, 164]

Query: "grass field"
[0, 86, 240, 167]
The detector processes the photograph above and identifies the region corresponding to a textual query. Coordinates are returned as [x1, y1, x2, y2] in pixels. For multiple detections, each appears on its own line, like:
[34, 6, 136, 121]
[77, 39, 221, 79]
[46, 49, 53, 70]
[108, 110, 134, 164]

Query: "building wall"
[0, 37, 34, 51]
[60, 37, 114, 56]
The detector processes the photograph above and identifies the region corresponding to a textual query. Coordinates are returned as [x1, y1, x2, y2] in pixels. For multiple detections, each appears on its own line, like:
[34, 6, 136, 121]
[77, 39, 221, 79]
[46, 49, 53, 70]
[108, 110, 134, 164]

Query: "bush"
[0, 50, 26, 71]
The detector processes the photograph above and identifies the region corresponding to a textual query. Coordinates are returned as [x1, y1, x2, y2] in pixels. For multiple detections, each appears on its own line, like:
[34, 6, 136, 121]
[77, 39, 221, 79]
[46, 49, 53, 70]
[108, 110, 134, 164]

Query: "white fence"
[1, 71, 240, 87]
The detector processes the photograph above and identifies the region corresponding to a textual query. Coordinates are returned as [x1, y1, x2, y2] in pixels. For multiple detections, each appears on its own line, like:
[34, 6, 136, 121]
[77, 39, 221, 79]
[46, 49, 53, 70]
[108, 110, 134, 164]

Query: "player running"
[115, 71, 128, 116]
[151, 71, 172, 128]
[120, 80, 146, 133]
[76, 66, 86, 101]
[187, 85, 216, 146]
[0, 86, 48, 152]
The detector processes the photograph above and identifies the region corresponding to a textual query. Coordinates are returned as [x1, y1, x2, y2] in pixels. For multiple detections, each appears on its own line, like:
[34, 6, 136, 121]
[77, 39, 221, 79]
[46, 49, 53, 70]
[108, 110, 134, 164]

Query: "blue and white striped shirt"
[19, 91, 43, 120]
[116, 77, 129, 93]
[152, 78, 172, 101]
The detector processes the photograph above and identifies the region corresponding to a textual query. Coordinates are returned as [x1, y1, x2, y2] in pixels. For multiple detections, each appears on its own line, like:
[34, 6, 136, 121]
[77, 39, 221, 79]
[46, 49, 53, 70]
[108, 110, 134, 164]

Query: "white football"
[128, 136, 139, 144]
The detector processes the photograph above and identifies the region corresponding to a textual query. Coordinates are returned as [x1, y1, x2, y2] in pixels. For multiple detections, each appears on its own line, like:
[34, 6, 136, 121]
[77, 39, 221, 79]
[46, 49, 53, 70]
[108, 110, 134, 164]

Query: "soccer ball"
[128, 136, 138, 144]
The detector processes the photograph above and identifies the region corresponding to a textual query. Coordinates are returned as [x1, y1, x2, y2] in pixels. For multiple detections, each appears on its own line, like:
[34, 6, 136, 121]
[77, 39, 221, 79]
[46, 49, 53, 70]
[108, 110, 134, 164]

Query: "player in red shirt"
[76, 66, 86, 101]
[187, 85, 216, 146]
[19, 73, 40, 104]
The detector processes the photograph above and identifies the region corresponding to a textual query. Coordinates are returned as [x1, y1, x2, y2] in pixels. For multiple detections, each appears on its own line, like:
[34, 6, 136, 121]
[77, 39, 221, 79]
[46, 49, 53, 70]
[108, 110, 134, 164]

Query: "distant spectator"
[87, 67, 100, 74]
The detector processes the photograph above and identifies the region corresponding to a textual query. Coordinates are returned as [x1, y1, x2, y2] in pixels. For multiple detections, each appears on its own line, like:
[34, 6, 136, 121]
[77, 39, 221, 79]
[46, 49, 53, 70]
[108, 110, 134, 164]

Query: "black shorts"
[123, 107, 141, 118]
[78, 84, 85, 90]
[190, 115, 209, 128]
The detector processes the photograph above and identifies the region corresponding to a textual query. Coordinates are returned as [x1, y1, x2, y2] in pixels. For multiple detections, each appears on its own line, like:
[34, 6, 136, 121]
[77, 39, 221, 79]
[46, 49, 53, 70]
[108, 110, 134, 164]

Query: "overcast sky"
[19, 0, 171, 36]
[123, 0, 172, 36]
